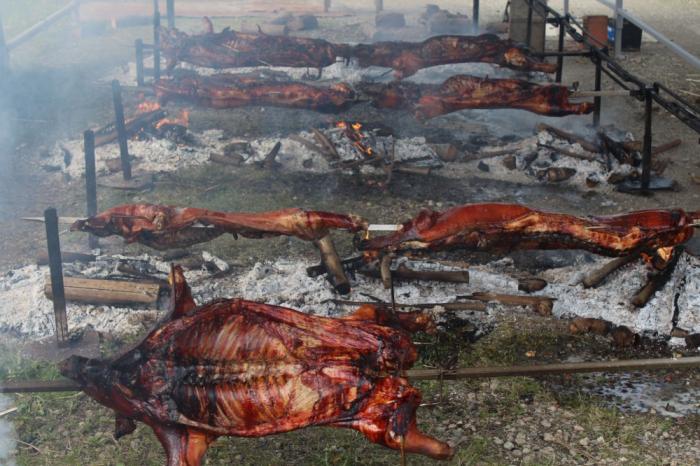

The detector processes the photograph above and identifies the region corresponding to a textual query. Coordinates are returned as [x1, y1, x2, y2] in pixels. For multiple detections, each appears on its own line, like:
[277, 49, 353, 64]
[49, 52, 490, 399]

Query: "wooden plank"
[37, 251, 97, 266]
[0, 379, 82, 393]
[45, 276, 161, 306]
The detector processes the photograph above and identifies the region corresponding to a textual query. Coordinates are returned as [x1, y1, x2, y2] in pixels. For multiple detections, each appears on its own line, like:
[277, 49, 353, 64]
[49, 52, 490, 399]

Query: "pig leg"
[332, 377, 453, 460]
[150, 424, 217, 466]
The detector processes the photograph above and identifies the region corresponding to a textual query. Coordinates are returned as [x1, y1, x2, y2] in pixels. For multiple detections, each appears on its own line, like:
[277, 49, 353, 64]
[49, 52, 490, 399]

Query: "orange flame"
[336, 120, 375, 158]
[137, 101, 162, 114]
[155, 109, 190, 130]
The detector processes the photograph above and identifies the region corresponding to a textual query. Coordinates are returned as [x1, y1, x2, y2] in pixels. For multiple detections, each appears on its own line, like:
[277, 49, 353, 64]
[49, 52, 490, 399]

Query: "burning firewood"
[362, 76, 594, 120]
[70, 204, 367, 250]
[160, 22, 554, 78]
[154, 72, 357, 113]
[60, 266, 454, 464]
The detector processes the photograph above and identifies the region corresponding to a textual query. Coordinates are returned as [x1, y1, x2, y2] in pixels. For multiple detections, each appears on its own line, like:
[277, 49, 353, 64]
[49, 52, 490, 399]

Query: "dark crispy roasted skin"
[361, 203, 698, 267]
[160, 24, 342, 71]
[161, 24, 554, 78]
[154, 72, 356, 112]
[350, 34, 557, 78]
[60, 267, 453, 465]
[71, 204, 368, 250]
[365, 76, 593, 119]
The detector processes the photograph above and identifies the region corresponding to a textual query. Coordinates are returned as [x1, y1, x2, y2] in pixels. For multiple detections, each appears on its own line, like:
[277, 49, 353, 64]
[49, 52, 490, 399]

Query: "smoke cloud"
[0, 394, 17, 466]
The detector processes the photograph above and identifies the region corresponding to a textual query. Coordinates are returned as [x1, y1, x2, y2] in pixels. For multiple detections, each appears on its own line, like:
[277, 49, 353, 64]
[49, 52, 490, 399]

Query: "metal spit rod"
[3, 356, 700, 393]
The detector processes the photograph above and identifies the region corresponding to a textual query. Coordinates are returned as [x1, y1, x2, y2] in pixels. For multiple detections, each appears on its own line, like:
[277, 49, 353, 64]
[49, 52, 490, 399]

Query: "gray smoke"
[0, 394, 17, 466]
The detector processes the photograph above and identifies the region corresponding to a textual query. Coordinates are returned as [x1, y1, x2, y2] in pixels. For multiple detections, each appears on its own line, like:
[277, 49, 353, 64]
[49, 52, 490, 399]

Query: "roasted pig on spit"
[154, 72, 356, 112]
[71, 204, 367, 250]
[60, 266, 453, 465]
[160, 18, 342, 72]
[361, 203, 699, 268]
[161, 21, 553, 78]
[364, 75, 593, 119]
[351, 34, 557, 78]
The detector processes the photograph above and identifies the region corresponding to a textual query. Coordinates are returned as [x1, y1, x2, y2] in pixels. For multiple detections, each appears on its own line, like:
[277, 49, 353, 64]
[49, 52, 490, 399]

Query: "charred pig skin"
[351, 34, 557, 78]
[71, 204, 368, 250]
[364, 76, 593, 119]
[60, 267, 452, 465]
[361, 203, 698, 269]
[154, 72, 357, 113]
[160, 22, 343, 72]
[161, 22, 553, 78]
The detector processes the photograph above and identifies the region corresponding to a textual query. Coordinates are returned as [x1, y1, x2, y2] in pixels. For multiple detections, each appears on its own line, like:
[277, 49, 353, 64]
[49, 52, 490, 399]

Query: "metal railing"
[594, 0, 700, 69]
[525, 0, 700, 193]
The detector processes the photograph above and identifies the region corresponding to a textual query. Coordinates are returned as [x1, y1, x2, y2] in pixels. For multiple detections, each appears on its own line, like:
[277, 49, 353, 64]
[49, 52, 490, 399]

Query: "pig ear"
[168, 265, 196, 319]
[115, 415, 137, 439]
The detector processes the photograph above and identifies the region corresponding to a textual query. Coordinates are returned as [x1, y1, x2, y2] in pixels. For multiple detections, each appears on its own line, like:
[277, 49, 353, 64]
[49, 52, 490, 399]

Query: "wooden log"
[537, 143, 600, 162]
[315, 236, 351, 295]
[311, 128, 340, 160]
[459, 292, 554, 316]
[37, 251, 97, 266]
[535, 123, 601, 153]
[94, 109, 165, 147]
[289, 134, 326, 157]
[331, 299, 487, 312]
[45, 276, 161, 306]
[379, 255, 393, 289]
[518, 278, 548, 293]
[210, 152, 244, 166]
[261, 141, 281, 169]
[394, 165, 432, 176]
[582, 254, 639, 288]
[631, 251, 681, 308]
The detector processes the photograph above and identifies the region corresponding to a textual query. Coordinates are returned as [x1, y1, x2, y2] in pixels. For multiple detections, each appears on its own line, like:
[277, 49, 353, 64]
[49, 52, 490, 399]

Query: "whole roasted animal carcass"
[154, 71, 356, 112]
[361, 203, 699, 268]
[160, 21, 554, 78]
[71, 204, 367, 250]
[160, 19, 342, 72]
[60, 266, 453, 465]
[364, 75, 593, 119]
[350, 34, 557, 78]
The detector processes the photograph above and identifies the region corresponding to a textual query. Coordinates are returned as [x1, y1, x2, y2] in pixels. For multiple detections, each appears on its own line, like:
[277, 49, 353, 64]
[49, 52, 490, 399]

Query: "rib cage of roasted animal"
[364, 75, 593, 119]
[60, 266, 453, 466]
[71, 204, 368, 250]
[160, 22, 555, 78]
[360, 203, 699, 269]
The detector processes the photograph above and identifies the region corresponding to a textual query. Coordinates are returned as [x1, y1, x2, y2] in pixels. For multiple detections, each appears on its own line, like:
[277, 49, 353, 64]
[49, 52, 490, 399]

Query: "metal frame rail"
[524, 0, 700, 193]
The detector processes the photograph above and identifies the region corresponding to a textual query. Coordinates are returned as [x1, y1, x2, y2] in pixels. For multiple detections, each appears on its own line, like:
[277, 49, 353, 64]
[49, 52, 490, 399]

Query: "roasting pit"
[2, 1, 700, 464]
[2, 249, 698, 343]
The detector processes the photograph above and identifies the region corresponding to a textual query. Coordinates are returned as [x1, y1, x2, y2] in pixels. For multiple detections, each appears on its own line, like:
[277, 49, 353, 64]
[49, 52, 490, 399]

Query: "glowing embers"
[336, 120, 376, 159]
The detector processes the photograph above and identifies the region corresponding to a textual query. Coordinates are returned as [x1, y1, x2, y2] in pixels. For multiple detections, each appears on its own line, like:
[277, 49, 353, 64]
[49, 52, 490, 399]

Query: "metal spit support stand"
[593, 49, 604, 127]
[83, 130, 98, 249]
[153, 0, 161, 81]
[111, 80, 132, 180]
[166, 0, 175, 29]
[135, 39, 145, 87]
[45, 208, 69, 347]
[472, 0, 480, 33]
